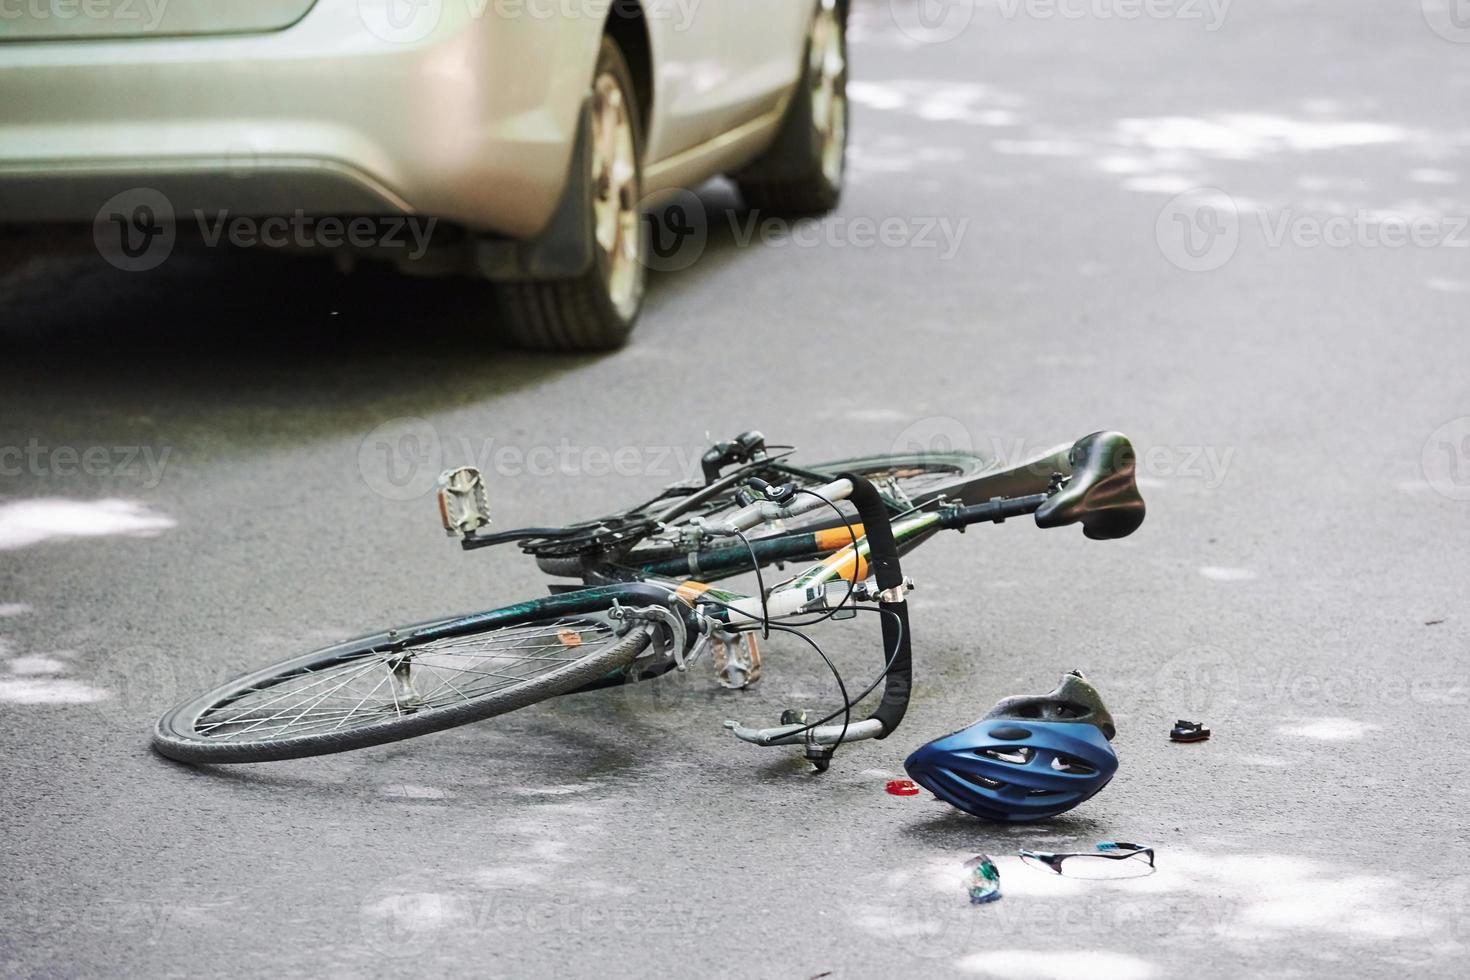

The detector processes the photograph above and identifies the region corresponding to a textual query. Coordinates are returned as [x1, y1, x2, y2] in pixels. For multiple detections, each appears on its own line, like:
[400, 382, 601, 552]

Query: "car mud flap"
[477, 97, 597, 281]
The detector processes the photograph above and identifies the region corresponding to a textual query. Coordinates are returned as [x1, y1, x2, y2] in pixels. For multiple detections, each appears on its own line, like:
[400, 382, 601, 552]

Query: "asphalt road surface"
[3, 2, 1469, 978]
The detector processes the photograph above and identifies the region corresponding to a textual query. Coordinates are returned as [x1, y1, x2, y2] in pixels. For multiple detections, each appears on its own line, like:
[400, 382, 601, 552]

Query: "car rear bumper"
[0, 1, 598, 239]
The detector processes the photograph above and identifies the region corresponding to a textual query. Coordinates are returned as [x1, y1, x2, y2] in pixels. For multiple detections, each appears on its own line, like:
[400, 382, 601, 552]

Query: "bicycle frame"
[425, 431, 1143, 767]
[416, 475, 1050, 764]
[414, 477, 900, 645]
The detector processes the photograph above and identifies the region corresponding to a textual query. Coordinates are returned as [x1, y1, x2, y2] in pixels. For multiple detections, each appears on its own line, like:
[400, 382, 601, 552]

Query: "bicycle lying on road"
[154, 431, 1146, 774]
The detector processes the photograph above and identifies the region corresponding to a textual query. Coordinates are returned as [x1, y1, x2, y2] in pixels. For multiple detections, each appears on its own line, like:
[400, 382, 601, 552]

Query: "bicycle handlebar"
[835, 472, 912, 739]
[940, 492, 1051, 529]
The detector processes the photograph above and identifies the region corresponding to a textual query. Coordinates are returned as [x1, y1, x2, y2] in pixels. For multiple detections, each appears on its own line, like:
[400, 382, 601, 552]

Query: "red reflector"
[886, 779, 920, 797]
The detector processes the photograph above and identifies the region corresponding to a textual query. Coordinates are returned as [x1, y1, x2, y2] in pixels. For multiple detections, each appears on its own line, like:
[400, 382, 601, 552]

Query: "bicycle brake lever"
[724, 716, 886, 772]
[722, 717, 885, 747]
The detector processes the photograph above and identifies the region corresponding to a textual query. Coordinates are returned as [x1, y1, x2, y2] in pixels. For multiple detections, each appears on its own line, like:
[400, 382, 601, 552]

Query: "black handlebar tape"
[835, 472, 912, 738]
[835, 472, 903, 590]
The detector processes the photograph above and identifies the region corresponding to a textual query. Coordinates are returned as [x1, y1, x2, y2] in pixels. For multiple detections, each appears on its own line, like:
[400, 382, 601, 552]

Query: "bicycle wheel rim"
[153, 614, 652, 764]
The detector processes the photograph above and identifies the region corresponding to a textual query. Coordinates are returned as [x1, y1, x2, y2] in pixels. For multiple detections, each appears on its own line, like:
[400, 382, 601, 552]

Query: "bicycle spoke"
[190, 619, 622, 744]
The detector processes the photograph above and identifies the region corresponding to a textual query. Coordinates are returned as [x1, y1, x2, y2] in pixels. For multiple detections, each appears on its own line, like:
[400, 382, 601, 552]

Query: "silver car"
[0, 0, 850, 349]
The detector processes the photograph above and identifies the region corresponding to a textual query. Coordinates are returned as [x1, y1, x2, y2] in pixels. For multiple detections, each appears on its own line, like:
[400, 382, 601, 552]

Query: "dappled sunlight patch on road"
[1275, 717, 1381, 740]
[1097, 152, 1210, 196]
[465, 799, 608, 890]
[0, 498, 175, 550]
[360, 888, 468, 936]
[1199, 566, 1257, 582]
[0, 603, 31, 617]
[0, 639, 104, 704]
[0, 626, 99, 705]
[849, 79, 1026, 128]
[381, 784, 453, 801]
[470, 865, 549, 888]
[1095, 113, 1468, 212]
[1154, 852, 1435, 945]
[849, 135, 969, 177]
[1119, 174, 1200, 195]
[352, 792, 621, 956]
[1231, 868, 1420, 941]
[5, 654, 69, 675]
[895, 87, 1466, 218]
[1410, 168, 1459, 185]
[957, 949, 1157, 980]
[1361, 199, 1470, 225]
[992, 138, 1090, 158]
[503, 782, 594, 797]
[0, 676, 106, 704]
[850, 845, 1452, 966]
[1113, 114, 1407, 158]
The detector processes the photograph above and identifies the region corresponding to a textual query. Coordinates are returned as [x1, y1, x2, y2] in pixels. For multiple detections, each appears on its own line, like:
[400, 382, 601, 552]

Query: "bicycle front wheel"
[153, 612, 652, 764]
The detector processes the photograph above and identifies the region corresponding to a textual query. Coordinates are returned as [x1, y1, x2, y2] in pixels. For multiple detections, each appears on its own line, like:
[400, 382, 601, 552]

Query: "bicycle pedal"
[437, 467, 492, 537]
[712, 631, 762, 689]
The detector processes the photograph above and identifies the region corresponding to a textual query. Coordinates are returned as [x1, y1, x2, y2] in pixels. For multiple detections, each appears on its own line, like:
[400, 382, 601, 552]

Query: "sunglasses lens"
[1056, 852, 1154, 880]
[1018, 853, 1055, 874]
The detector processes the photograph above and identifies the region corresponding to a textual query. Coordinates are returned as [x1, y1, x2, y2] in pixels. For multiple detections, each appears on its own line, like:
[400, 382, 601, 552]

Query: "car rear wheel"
[499, 37, 646, 351]
[735, 0, 848, 215]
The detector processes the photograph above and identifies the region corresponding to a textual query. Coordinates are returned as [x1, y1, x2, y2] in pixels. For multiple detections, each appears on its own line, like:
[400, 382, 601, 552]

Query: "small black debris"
[1426, 619, 1445, 626]
[1170, 719, 1211, 743]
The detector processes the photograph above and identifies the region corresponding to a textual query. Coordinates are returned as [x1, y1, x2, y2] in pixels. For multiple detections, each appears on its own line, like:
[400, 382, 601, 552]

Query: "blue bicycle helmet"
[903, 671, 1118, 822]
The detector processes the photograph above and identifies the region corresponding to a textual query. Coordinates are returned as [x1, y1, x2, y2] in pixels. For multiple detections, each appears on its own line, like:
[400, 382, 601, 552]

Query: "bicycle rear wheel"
[154, 612, 652, 764]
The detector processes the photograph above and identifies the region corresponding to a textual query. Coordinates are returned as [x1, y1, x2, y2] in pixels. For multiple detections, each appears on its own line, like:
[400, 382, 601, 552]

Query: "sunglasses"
[1018, 842, 1156, 879]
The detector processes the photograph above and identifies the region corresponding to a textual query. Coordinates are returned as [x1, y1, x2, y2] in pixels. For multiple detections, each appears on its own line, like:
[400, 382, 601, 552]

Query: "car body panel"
[708, 0, 813, 133]
[0, 0, 320, 42]
[642, 0, 809, 160]
[0, 0, 814, 241]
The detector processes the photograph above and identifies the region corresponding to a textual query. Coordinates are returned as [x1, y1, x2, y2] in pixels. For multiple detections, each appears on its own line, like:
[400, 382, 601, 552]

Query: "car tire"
[499, 36, 646, 351]
[735, 0, 848, 215]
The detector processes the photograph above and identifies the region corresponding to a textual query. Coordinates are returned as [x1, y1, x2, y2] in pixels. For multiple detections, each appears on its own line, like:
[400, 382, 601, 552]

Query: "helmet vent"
[1049, 701, 1089, 721]
[1012, 700, 1091, 722]
[1050, 754, 1097, 775]
[979, 746, 1033, 766]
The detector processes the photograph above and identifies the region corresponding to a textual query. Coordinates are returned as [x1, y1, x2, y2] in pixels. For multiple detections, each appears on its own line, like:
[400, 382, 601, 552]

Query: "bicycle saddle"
[1034, 431, 1145, 540]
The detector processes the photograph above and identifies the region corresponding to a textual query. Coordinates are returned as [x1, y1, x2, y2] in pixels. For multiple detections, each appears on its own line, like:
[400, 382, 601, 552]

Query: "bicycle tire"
[153, 612, 652, 764]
